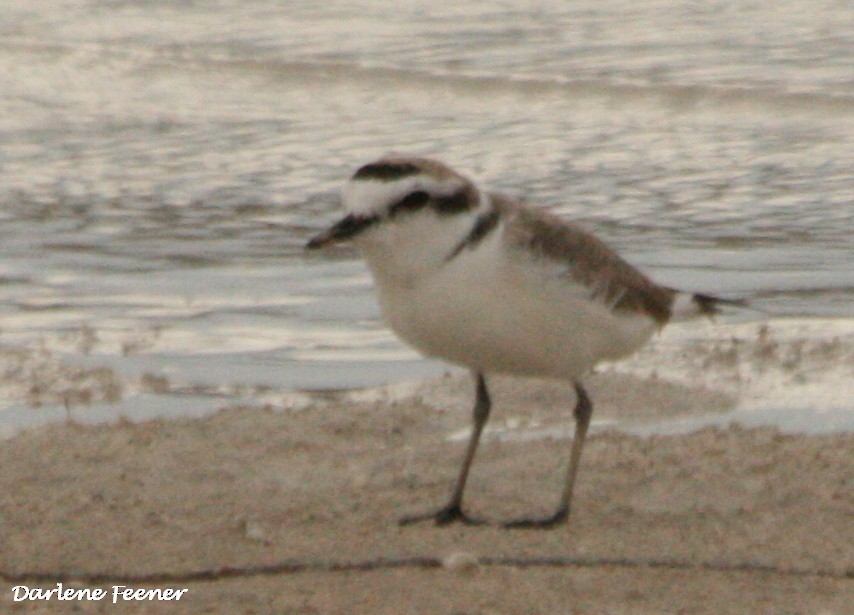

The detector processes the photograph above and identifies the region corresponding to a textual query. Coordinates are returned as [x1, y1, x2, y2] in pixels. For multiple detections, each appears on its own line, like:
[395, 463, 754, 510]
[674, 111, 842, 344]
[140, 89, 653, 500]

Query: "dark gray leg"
[399, 372, 491, 526]
[504, 381, 592, 529]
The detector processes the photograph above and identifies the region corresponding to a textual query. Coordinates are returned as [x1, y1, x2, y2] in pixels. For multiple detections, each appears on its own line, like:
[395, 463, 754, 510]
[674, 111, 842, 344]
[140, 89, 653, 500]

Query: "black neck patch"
[445, 208, 501, 262]
[353, 162, 420, 182]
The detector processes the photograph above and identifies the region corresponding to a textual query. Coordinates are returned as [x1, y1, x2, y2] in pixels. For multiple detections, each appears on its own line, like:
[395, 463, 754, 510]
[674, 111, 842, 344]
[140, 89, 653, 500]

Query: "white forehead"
[341, 175, 464, 216]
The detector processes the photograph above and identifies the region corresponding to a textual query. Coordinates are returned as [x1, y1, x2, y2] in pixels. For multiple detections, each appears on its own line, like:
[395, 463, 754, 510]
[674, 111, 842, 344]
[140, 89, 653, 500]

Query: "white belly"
[369, 240, 658, 380]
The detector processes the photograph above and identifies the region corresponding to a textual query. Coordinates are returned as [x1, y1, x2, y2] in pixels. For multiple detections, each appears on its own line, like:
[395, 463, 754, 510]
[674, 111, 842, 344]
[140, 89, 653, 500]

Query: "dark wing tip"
[305, 235, 325, 250]
[692, 293, 748, 315]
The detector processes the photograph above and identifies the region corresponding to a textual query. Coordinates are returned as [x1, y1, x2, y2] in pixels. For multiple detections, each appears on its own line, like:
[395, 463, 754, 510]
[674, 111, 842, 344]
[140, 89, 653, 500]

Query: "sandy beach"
[1, 372, 851, 614]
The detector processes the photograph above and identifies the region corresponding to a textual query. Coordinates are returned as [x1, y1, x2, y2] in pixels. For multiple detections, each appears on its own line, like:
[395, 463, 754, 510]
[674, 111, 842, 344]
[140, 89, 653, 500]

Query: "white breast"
[365, 221, 658, 381]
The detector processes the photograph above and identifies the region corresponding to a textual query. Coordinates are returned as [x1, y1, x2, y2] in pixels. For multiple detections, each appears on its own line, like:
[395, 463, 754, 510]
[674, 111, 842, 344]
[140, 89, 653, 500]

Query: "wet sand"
[1, 373, 851, 614]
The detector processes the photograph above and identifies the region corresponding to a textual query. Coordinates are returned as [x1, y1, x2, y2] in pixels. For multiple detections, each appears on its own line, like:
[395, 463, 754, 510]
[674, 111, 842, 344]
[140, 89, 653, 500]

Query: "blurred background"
[1, 0, 851, 435]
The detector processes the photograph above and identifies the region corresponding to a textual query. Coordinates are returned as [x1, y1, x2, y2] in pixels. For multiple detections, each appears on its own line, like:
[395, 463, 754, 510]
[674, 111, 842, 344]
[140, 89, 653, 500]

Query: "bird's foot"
[399, 503, 485, 527]
[502, 507, 569, 530]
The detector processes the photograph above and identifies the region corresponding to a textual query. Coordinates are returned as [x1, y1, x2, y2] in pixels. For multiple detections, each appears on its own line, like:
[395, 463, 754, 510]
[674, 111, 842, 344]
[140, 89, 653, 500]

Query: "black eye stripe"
[386, 187, 476, 219]
[433, 190, 471, 214]
[388, 191, 430, 217]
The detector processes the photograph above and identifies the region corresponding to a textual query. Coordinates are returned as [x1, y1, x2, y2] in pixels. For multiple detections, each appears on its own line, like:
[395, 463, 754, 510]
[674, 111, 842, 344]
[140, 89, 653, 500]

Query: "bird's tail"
[671, 291, 748, 320]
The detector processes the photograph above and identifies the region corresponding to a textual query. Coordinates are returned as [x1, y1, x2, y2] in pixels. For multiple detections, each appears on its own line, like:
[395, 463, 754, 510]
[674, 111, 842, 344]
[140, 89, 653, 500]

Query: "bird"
[306, 155, 739, 529]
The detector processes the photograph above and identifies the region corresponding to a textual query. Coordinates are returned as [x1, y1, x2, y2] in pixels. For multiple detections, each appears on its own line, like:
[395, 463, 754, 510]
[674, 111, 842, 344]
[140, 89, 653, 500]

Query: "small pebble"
[243, 520, 269, 544]
[442, 551, 480, 575]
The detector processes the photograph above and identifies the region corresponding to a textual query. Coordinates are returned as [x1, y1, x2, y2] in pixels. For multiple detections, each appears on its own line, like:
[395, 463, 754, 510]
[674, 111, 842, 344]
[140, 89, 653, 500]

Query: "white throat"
[356, 190, 492, 288]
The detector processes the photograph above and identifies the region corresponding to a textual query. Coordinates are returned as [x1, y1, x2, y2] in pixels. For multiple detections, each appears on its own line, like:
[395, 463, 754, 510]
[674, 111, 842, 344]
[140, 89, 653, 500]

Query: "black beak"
[305, 214, 379, 249]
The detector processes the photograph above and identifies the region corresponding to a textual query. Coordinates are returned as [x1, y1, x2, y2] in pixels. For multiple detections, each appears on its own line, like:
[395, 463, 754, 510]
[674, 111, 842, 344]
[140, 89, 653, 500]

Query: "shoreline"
[1, 373, 851, 613]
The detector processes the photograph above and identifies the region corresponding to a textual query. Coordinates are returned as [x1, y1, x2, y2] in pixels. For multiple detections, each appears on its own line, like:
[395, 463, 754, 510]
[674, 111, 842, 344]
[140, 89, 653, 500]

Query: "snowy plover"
[307, 156, 738, 528]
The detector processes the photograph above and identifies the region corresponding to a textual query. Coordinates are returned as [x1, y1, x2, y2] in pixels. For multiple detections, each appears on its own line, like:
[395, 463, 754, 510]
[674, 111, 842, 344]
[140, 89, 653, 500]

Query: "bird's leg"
[399, 372, 491, 526]
[504, 382, 592, 529]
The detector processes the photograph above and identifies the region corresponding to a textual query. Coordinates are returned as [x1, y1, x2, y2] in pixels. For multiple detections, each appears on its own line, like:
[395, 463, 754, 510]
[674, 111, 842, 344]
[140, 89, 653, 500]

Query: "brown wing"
[495, 194, 675, 325]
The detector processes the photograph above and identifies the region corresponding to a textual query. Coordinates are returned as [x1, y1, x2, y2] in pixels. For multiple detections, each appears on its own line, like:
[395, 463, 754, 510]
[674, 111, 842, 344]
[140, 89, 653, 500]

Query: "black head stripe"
[353, 162, 420, 182]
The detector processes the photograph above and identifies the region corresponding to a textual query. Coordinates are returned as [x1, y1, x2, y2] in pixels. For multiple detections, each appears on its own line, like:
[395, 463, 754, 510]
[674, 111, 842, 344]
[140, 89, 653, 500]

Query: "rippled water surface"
[1, 0, 852, 434]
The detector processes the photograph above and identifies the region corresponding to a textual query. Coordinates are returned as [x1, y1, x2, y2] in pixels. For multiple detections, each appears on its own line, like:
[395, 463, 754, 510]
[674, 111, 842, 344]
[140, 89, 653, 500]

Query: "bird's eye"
[389, 191, 430, 217]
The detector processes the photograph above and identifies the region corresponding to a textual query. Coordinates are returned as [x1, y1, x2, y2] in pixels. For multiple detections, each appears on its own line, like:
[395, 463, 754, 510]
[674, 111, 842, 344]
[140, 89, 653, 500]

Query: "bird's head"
[306, 156, 482, 252]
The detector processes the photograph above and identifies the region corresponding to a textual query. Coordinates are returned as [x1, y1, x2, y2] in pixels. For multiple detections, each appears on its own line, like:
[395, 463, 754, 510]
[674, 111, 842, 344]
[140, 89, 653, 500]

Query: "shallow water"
[1, 1, 852, 436]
